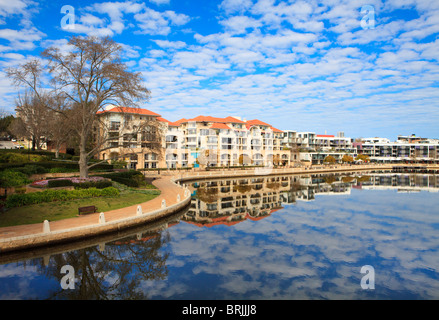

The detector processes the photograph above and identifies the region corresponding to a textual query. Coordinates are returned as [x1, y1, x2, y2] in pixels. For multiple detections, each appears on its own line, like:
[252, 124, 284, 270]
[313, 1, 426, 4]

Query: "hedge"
[98, 170, 144, 187]
[47, 179, 74, 188]
[0, 161, 114, 172]
[74, 180, 113, 189]
[5, 187, 119, 208]
[0, 170, 31, 188]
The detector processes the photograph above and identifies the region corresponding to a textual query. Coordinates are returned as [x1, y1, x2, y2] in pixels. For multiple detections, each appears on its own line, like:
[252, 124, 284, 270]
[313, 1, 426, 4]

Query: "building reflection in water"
[183, 172, 439, 228]
[1, 172, 438, 300]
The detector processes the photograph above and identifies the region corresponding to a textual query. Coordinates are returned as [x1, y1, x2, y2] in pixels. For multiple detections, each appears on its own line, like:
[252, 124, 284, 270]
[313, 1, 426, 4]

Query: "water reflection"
[0, 211, 186, 300]
[184, 172, 439, 228]
[1, 172, 439, 299]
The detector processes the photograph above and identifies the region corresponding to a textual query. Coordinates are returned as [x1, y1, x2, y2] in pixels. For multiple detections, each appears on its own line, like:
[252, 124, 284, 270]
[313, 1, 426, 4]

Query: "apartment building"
[281, 130, 356, 165]
[357, 135, 439, 162]
[96, 106, 290, 169]
[95, 106, 168, 169]
[161, 116, 290, 168]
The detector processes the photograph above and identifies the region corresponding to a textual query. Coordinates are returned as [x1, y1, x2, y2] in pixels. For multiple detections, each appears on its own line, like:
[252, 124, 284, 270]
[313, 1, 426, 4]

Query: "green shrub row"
[0, 170, 31, 188]
[47, 179, 74, 188]
[47, 179, 113, 189]
[0, 161, 114, 172]
[98, 170, 144, 187]
[74, 180, 113, 189]
[0, 152, 50, 163]
[5, 187, 119, 208]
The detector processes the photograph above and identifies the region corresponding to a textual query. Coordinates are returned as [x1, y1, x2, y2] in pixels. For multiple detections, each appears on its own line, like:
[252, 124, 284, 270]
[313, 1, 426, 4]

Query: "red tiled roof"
[210, 123, 231, 130]
[245, 119, 271, 126]
[270, 126, 283, 133]
[178, 115, 245, 124]
[157, 117, 170, 123]
[97, 106, 161, 117]
[169, 118, 188, 126]
[316, 134, 335, 138]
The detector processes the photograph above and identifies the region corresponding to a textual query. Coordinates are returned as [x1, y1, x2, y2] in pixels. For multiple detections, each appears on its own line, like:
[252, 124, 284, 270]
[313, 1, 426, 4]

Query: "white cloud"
[134, 8, 190, 35]
[153, 39, 187, 49]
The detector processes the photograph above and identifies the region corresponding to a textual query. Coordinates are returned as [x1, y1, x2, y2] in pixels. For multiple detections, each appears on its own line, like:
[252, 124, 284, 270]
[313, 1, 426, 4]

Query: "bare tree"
[7, 36, 151, 177]
[45, 95, 73, 158]
[11, 91, 52, 150]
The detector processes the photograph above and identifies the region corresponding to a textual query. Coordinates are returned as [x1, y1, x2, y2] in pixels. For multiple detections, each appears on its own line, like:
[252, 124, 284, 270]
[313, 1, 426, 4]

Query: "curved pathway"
[0, 175, 191, 253]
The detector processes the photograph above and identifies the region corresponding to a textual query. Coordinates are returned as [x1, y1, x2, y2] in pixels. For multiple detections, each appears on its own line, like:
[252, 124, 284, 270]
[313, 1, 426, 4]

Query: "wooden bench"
[78, 205, 97, 215]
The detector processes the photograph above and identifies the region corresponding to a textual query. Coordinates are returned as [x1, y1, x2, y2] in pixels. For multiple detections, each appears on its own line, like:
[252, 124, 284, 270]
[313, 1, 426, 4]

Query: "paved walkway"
[0, 175, 186, 242]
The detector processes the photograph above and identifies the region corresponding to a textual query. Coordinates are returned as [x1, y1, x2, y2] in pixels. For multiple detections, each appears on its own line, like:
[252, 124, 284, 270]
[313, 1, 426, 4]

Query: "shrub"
[99, 170, 144, 187]
[49, 167, 78, 173]
[0, 152, 50, 163]
[14, 187, 27, 194]
[5, 187, 119, 208]
[13, 165, 49, 176]
[0, 161, 114, 172]
[74, 180, 113, 189]
[47, 179, 74, 188]
[0, 170, 31, 188]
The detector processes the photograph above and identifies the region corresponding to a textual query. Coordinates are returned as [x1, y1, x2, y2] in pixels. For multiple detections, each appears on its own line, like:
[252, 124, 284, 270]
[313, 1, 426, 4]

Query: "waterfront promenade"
[0, 163, 434, 253]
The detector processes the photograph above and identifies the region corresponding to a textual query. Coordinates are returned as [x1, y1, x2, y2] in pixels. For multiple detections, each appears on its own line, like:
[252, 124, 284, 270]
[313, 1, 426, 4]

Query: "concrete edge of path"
[0, 176, 192, 253]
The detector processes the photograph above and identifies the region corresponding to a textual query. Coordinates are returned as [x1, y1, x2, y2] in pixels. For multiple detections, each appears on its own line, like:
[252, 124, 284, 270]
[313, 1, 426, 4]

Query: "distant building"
[356, 135, 439, 163]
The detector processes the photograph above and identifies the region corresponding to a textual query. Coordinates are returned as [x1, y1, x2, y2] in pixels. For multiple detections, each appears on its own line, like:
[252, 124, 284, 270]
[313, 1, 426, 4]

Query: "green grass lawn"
[0, 188, 160, 228]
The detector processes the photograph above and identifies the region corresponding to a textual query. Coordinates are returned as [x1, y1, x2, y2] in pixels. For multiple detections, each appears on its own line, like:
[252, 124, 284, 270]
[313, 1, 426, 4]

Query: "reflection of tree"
[356, 175, 371, 182]
[290, 181, 304, 192]
[233, 184, 252, 193]
[323, 175, 337, 184]
[196, 187, 219, 203]
[266, 182, 280, 190]
[34, 231, 171, 300]
[341, 176, 355, 183]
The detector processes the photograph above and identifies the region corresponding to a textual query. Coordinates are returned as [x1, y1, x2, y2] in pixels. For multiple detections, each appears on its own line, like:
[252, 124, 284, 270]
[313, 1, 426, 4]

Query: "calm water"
[0, 172, 438, 300]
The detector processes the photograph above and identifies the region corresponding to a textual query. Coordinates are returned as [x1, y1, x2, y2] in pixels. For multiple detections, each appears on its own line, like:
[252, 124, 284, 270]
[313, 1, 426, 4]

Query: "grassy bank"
[0, 187, 160, 228]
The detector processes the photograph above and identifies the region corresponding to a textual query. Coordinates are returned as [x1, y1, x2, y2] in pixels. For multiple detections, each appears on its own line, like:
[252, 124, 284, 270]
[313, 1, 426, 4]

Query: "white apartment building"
[96, 107, 291, 169]
[162, 116, 290, 168]
[357, 136, 439, 162]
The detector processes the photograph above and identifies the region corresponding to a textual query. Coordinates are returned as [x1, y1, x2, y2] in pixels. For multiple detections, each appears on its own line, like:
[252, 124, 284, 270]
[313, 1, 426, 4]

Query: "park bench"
[78, 205, 97, 215]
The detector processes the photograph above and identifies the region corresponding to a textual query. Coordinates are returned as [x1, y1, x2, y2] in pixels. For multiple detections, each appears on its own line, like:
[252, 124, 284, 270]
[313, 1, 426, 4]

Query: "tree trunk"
[79, 134, 89, 178]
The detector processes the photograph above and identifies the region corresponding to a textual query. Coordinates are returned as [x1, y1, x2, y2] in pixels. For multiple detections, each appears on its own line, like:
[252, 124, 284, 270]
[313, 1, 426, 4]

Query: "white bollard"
[137, 205, 143, 216]
[43, 220, 50, 233]
[99, 212, 106, 224]
[161, 199, 166, 208]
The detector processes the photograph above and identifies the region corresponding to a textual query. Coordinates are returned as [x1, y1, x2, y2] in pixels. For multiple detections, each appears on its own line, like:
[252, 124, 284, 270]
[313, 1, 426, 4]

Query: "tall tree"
[7, 36, 151, 178]
[10, 91, 52, 150]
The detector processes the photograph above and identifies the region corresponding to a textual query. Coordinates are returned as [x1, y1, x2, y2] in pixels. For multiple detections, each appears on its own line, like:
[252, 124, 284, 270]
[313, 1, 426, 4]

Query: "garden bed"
[31, 176, 109, 188]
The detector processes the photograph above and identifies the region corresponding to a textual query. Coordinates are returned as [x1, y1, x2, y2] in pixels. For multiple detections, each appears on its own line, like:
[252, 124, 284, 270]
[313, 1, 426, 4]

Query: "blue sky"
[1, 0, 439, 140]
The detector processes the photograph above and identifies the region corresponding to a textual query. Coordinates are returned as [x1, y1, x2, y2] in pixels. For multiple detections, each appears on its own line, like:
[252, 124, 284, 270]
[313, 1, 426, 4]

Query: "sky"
[0, 0, 438, 140]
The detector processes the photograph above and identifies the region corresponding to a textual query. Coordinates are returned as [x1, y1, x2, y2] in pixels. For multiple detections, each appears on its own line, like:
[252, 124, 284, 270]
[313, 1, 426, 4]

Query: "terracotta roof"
[245, 119, 271, 127]
[210, 123, 231, 130]
[97, 106, 161, 117]
[169, 118, 188, 126]
[177, 115, 245, 124]
[270, 126, 283, 133]
[316, 134, 335, 138]
[157, 117, 170, 123]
